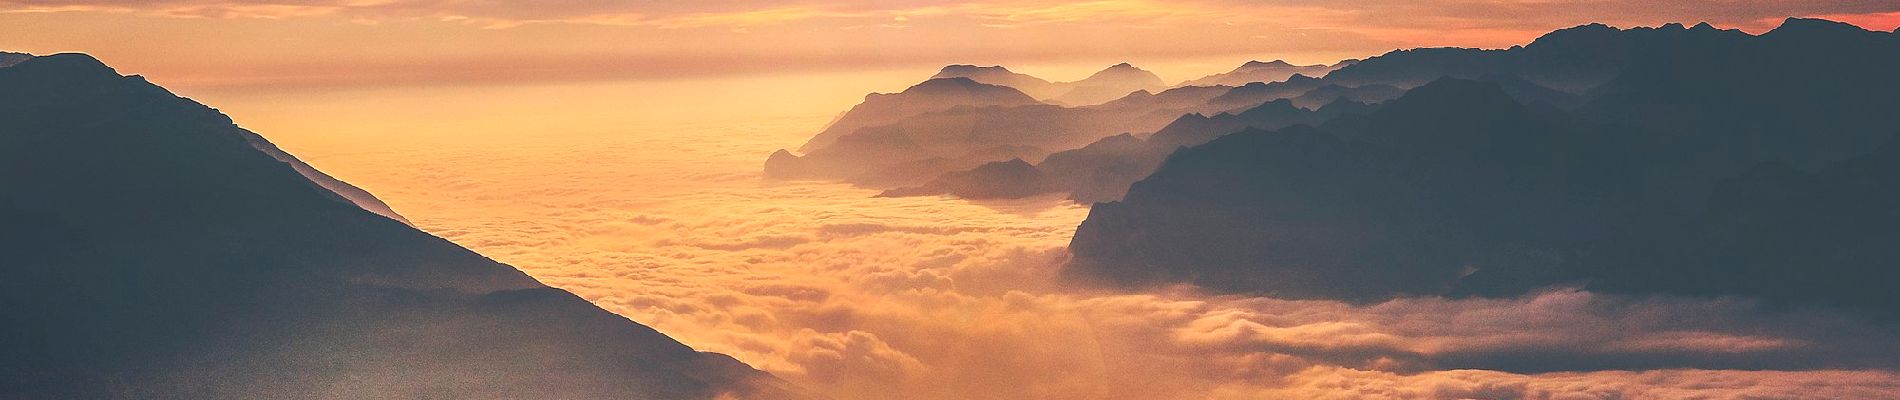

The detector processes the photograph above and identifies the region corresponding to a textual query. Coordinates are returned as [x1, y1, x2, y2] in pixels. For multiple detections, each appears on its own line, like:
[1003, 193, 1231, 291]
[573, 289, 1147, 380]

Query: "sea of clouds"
[282, 114, 1899, 400]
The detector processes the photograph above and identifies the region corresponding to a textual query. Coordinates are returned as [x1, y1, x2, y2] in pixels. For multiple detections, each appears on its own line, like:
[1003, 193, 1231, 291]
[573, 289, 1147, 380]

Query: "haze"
[6, 1, 1900, 399]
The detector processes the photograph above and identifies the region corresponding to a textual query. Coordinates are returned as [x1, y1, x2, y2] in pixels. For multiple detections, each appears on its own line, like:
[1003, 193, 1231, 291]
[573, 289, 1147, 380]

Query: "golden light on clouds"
[8, 1, 1900, 399]
[184, 77, 1898, 399]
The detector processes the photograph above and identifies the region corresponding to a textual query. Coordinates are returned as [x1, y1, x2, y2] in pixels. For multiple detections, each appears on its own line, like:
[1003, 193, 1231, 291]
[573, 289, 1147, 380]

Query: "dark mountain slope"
[1067, 60, 1900, 318]
[1067, 79, 1624, 300]
[1324, 21, 1755, 91]
[0, 53, 818, 400]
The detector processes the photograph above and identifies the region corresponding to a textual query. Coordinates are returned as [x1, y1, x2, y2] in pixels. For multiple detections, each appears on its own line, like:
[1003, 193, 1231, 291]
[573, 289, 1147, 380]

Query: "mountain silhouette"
[1064, 17, 1900, 317]
[0, 53, 820, 399]
[1178, 59, 1350, 87]
[0, 51, 29, 67]
[876, 158, 1053, 199]
[797, 77, 1040, 153]
[931, 64, 1064, 99]
[766, 74, 1237, 188]
[1050, 63, 1167, 106]
[880, 98, 1374, 203]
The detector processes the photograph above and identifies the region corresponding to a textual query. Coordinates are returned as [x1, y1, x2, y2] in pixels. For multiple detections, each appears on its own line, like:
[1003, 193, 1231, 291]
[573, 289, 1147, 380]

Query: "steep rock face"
[0, 53, 818, 400]
[798, 77, 1041, 152]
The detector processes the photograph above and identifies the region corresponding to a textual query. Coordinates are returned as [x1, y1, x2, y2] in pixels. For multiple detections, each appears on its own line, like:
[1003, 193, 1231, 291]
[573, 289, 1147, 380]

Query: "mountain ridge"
[0, 52, 821, 400]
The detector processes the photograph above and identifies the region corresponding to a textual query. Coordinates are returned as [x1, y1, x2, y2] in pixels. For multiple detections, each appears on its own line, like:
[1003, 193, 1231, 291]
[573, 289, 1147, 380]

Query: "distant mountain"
[0, 53, 819, 399]
[881, 98, 1374, 203]
[1202, 74, 1329, 111]
[1050, 63, 1167, 106]
[776, 18, 1896, 211]
[927, 62, 1168, 106]
[1285, 83, 1403, 109]
[0, 51, 29, 67]
[767, 67, 1228, 187]
[798, 77, 1040, 152]
[876, 158, 1053, 199]
[931, 64, 1063, 99]
[1323, 20, 1756, 91]
[1065, 17, 1900, 316]
[1178, 59, 1351, 87]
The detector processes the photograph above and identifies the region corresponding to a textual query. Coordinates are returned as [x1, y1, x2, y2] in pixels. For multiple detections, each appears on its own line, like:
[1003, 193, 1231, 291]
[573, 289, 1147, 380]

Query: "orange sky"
[5, 0, 1899, 99]
[7, 2, 1900, 399]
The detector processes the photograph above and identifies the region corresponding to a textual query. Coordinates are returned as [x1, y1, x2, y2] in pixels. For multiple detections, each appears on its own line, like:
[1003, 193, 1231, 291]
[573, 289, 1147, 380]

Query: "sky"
[6, 1, 1900, 399]
[4, 0, 1900, 101]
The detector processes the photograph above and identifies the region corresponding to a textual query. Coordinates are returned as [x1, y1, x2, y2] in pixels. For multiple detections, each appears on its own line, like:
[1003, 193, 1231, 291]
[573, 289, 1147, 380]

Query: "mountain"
[928, 62, 1167, 106]
[1063, 19, 1900, 316]
[0, 51, 30, 67]
[0, 53, 820, 399]
[1202, 74, 1330, 111]
[1178, 59, 1350, 87]
[1285, 83, 1404, 109]
[880, 98, 1374, 203]
[876, 158, 1053, 199]
[797, 77, 1041, 152]
[766, 74, 1231, 188]
[1323, 21, 1755, 91]
[1050, 63, 1167, 106]
[931, 64, 1063, 99]
[1068, 79, 1613, 300]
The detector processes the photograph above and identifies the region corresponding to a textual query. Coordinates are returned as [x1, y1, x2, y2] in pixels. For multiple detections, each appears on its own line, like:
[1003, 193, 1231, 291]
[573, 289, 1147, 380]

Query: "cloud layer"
[252, 98, 1900, 399]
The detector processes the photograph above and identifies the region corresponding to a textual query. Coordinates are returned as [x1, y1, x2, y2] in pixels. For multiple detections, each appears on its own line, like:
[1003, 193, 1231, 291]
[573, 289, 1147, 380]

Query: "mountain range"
[0, 53, 820, 399]
[931, 62, 1168, 106]
[765, 59, 1374, 188]
[1177, 59, 1354, 87]
[1063, 18, 1900, 318]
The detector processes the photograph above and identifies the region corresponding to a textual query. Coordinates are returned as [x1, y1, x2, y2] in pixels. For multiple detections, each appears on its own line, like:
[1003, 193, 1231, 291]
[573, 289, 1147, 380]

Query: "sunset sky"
[7, 2, 1900, 399]
[6, 0, 1899, 97]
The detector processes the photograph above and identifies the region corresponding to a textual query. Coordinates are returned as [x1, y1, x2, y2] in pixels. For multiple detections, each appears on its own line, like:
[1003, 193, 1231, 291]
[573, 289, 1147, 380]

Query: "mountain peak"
[9, 52, 116, 78]
[1242, 59, 1295, 68]
[1528, 22, 1620, 47]
[938, 64, 1011, 74]
[1768, 17, 1867, 36]
[0, 51, 33, 68]
[915, 76, 983, 88]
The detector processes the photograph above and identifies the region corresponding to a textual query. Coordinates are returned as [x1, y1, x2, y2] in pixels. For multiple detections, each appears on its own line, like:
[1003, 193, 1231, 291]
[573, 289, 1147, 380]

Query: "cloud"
[265, 109, 1900, 400]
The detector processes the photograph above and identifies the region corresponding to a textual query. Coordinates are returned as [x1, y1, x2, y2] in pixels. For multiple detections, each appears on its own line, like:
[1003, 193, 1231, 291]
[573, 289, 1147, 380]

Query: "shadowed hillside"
[0, 53, 821, 400]
[1064, 19, 1900, 318]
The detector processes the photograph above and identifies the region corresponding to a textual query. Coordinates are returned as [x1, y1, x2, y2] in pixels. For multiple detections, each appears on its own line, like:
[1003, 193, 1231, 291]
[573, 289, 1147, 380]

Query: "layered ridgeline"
[879, 20, 1764, 204]
[0, 53, 820, 399]
[1066, 19, 1900, 318]
[771, 34, 1615, 200]
[1177, 59, 1355, 87]
[765, 60, 1369, 189]
[931, 62, 1167, 105]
